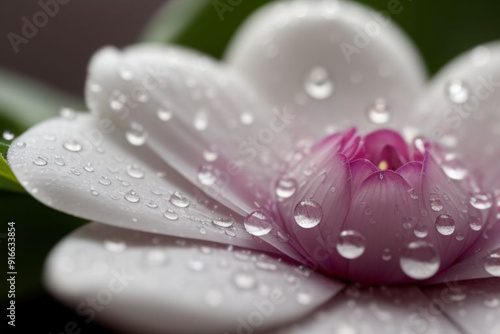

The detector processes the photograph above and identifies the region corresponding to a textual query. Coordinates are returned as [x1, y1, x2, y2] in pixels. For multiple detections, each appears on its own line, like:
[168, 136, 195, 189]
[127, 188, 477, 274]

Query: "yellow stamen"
[378, 160, 389, 170]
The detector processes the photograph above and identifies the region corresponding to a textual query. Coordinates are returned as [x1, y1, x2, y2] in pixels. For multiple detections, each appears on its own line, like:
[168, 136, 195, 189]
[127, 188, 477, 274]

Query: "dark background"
[1, 0, 500, 333]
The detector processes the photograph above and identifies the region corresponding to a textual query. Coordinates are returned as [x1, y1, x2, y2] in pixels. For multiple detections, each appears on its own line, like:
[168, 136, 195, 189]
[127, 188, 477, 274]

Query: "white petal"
[8, 114, 271, 251]
[225, 0, 426, 136]
[86, 44, 294, 215]
[412, 42, 500, 189]
[272, 284, 460, 334]
[45, 222, 344, 334]
[421, 279, 500, 334]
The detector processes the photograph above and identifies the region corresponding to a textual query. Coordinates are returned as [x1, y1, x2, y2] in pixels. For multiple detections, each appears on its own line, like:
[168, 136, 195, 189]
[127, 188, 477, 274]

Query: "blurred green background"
[1, 0, 500, 332]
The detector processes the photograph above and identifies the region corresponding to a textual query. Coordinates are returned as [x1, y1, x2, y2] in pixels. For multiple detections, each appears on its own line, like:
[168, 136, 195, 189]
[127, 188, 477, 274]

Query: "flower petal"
[86, 44, 295, 215]
[8, 114, 271, 251]
[45, 222, 344, 334]
[421, 278, 500, 334]
[272, 284, 460, 334]
[412, 42, 500, 191]
[225, 0, 426, 135]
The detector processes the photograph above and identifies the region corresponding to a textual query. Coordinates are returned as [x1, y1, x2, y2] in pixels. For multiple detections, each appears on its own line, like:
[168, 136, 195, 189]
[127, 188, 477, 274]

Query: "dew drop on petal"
[194, 109, 208, 131]
[169, 192, 190, 208]
[469, 216, 483, 231]
[212, 217, 234, 228]
[275, 177, 297, 199]
[469, 193, 493, 210]
[294, 199, 322, 228]
[304, 67, 334, 100]
[16, 141, 26, 148]
[446, 80, 469, 104]
[197, 165, 218, 186]
[336, 230, 366, 259]
[244, 211, 273, 236]
[32, 156, 48, 166]
[63, 139, 83, 152]
[400, 241, 440, 279]
[104, 239, 126, 253]
[83, 163, 94, 173]
[296, 292, 312, 305]
[367, 98, 391, 124]
[442, 158, 468, 180]
[157, 108, 173, 122]
[483, 250, 500, 277]
[435, 214, 456, 235]
[203, 148, 218, 162]
[205, 289, 223, 307]
[163, 208, 179, 221]
[2, 130, 14, 141]
[382, 248, 392, 261]
[429, 193, 444, 212]
[414, 224, 429, 238]
[98, 176, 111, 186]
[126, 123, 148, 146]
[124, 190, 140, 203]
[232, 272, 256, 290]
[240, 112, 254, 125]
[126, 164, 145, 179]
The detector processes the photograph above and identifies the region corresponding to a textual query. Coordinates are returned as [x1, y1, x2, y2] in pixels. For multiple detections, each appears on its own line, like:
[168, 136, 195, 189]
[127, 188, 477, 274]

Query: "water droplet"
[70, 167, 81, 176]
[16, 141, 26, 148]
[442, 159, 468, 180]
[297, 292, 312, 305]
[2, 130, 14, 141]
[483, 250, 500, 277]
[400, 241, 440, 279]
[408, 188, 419, 200]
[304, 67, 334, 100]
[240, 112, 254, 125]
[471, 46, 491, 67]
[197, 165, 219, 186]
[124, 190, 140, 203]
[455, 233, 465, 241]
[126, 163, 145, 179]
[244, 211, 273, 236]
[429, 193, 444, 212]
[90, 187, 99, 196]
[275, 177, 297, 199]
[414, 224, 429, 238]
[367, 98, 391, 124]
[98, 176, 111, 186]
[294, 199, 322, 228]
[336, 230, 366, 259]
[146, 200, 158, 209]
[126, 122, 147, 146]
[163, 208, 179, 221]
[157, 108, 173, 122]
[83, 163, 94, 173]
[104, 239, 126, 253]
[469, 216, 482, 231]
[63, 139, 83, 152]
[469, 193, 493, 210]
[435, 214, 456, 235]
[188, 259, 205, 272]
[144, 249, 168, 266]
[212, 217, 234, 228]
[484, 296, 499, 308]
[446, 80, 469, 104]
[232, 272, 256, 290]
[54, 155, 65, 166]
[169, 192, 190, 208]
[32, 156, 48, 166]
[194, 109, 208, 131]
[382, 248, 392, 261]
[119, 66, 133, 81]
[203, 148, 218, 162]
[60, 108, 76, 119]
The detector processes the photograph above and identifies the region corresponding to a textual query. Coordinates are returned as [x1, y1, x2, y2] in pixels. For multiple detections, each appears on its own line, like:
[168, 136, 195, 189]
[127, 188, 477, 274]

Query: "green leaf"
[0, 68, 84, 135]
[0, 148, 24, 193]
[140, 0, 276, 59]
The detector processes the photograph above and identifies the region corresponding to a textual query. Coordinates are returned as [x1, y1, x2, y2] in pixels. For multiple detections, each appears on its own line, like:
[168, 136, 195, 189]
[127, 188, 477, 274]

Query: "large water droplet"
[294, 199, 322, 228]
[275, 177, 297, 199]
[435, 214, 456, 235]
[469, 193, 493, 210]
[483, 250, 500, 277]
[446, 80, 469, 104]
[336, 230, 366, 259]
[367, 98, 391, 124]
[169, 192, 190, 208]
[304, 67, 334, 100]
[442, 158, 468, 180]
[400, 241, 440, 279]
[63, 139, 83, 152]
[244, 211, 273, 236]
[126, 123, 147, 146]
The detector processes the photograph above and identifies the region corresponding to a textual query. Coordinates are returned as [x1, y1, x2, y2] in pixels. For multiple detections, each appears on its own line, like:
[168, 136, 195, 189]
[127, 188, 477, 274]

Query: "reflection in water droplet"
[446, 80, 469, 104]
[336, 230, 366, 259]
[400, 241, 440, 279]
[244, 211, 273, 236]
[435, 214, 456, 235]
[367, 98, 391, 124]
[304, 67, 334, 100]
[294, 199, 322, 228]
